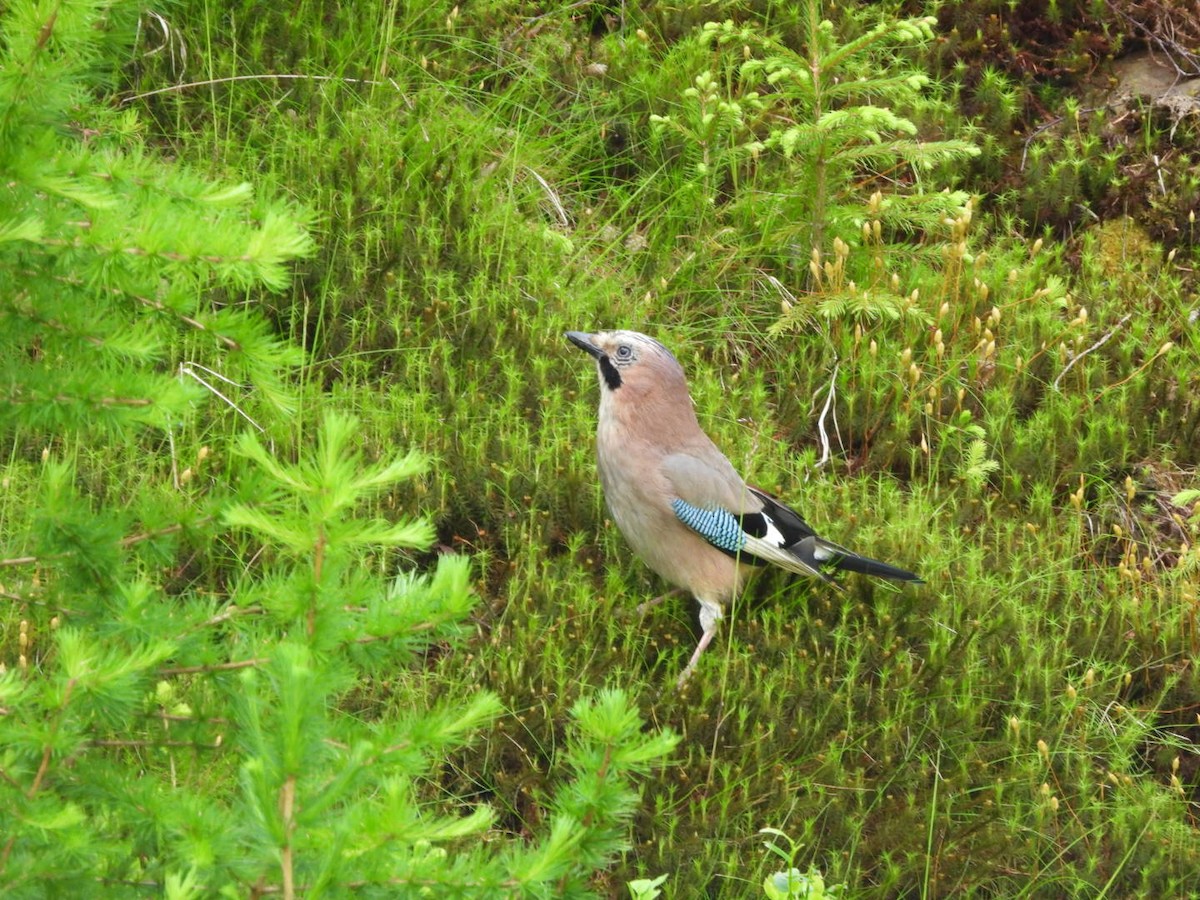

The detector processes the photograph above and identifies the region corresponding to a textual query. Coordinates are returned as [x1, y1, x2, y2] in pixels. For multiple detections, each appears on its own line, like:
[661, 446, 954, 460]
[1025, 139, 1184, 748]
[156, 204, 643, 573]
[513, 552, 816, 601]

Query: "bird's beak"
[565, 331, 604, 360]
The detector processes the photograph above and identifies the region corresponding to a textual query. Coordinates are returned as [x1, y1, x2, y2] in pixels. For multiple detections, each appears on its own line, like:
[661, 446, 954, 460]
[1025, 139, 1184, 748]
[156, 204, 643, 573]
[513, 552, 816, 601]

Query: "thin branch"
[3, 518, 212, 569]
[91, 738, 222, 749]
[1, 678, 76, 875]
[94, 396, 153, 407]
[2, 292, 105, 346]
[99, 875, 525, 894]
[120, 518, 209, 547]
[524, 166, 570, 228]
[13, 267, 241, 346]
[134, 294, 237, 348]
[159, 657, 268, 676]
[178, 604, 264, 637]
[179, 363, 264, 432]
[1021, 107, 1102, 171]
[352, 620, 437, 645]
[1110, 4, 1200, 78]
[120, 73, 392, 105]
[1053, 314, 1131, 391]
[279, 775, 297, 900]
[1094, 340, 1174, 399]
[4, 392, 153, 409]
[815, 359, 840, 468]
[145, 712, 229, 724]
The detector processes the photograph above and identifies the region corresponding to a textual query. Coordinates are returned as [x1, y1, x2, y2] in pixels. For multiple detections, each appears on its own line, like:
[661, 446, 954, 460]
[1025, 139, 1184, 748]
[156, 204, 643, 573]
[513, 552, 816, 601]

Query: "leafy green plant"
[651, 3, 978, 258]
[628, 873, 668, 899]
[765, 869, 844, 900]
[1173, 489, 1200, 521]
[2, 409, 678, 895]
[760, 828, 845, 899]
[0, 0, 311, 434]
[0, 1, 678, 894]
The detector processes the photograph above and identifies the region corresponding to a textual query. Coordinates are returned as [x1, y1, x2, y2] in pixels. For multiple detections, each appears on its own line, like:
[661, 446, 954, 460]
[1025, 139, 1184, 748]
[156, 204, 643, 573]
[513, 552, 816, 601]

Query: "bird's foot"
[675, 659, 698, 689]
[675, 621, 718, 690]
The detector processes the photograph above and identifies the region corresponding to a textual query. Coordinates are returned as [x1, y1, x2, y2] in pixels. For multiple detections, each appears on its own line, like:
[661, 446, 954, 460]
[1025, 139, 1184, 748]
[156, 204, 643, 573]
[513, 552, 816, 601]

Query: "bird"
[566, 329, 921, 687]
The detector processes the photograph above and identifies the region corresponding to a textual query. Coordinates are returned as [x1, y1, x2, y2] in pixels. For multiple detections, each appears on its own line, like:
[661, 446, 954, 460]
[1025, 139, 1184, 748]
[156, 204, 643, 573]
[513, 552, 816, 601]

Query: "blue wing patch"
[671, 498, 747, 553]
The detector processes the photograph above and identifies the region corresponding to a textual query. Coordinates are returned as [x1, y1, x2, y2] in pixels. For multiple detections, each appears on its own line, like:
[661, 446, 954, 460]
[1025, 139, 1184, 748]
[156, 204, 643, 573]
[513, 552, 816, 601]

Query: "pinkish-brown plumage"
[567, 330, 920, 686]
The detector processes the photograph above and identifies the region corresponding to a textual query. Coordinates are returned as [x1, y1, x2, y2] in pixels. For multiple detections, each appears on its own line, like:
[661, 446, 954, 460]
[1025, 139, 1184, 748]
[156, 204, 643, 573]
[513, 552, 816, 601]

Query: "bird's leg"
[676, 599, 722, 688]
[636, 587, 684, 616]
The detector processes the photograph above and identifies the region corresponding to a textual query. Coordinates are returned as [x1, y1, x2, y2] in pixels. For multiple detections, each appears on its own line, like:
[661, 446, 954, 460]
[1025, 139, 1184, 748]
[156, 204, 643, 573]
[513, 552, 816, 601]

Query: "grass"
[5, 0, 1200, 895]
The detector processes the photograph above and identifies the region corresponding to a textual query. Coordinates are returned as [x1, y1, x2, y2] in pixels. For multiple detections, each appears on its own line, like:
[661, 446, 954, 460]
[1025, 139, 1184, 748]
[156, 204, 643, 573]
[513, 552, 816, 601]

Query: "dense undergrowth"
[3, 0, 1200, 896]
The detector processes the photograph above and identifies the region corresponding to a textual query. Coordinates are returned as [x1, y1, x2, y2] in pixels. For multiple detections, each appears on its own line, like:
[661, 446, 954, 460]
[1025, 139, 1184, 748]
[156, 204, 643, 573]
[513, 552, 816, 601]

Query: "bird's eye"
[615, 344, 633, 360]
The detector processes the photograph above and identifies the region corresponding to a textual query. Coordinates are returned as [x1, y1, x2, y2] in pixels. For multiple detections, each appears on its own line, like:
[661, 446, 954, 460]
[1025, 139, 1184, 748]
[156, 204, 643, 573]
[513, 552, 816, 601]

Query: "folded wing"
[663, 451, 920, 584]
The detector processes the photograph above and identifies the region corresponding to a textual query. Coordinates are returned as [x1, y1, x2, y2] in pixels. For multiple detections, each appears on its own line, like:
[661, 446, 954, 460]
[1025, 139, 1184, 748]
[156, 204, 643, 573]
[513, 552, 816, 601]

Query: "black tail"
[745, 486, 923, 585]
[834, 552, 923, 583]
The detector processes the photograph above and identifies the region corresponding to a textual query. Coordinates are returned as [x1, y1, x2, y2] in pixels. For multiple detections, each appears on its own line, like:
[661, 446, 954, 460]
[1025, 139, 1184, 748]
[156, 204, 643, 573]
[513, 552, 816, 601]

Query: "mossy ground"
[6, 1, 1200, 895]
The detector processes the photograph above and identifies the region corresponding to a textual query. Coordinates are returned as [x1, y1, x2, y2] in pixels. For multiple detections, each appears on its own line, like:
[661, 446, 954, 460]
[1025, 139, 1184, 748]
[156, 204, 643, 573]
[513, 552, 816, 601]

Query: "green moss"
[4, 0, 1199, 896]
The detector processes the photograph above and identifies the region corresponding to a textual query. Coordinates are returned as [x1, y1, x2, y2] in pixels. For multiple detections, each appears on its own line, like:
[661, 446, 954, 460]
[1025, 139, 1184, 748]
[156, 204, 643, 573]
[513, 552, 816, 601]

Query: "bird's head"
[565, 330, 685, 394]
[566, 330, 696, 436]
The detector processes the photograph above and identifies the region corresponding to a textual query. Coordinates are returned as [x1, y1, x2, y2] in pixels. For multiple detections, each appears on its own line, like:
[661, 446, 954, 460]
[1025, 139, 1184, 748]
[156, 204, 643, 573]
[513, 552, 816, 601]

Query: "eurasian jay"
[566, 330, 921, 686]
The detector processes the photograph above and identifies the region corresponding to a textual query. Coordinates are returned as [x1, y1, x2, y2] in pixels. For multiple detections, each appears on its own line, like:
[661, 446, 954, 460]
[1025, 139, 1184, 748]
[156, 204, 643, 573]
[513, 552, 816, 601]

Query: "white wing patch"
[759, 515, 787, 549]
[741, 534, 826, 578]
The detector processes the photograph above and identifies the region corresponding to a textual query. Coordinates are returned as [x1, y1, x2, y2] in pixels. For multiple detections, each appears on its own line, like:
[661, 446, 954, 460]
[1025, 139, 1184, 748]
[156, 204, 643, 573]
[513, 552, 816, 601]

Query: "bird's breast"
[595, 423, 742, 604]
